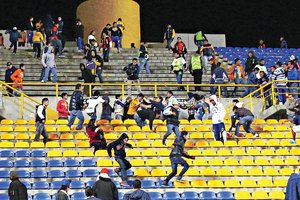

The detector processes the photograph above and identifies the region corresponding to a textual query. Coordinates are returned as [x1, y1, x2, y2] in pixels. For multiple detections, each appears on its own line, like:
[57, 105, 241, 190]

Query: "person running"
[162, 104, 180, 145]
[162, 131, 195, 186]
[107, 133, 133, 187]
[34, 98, 49, 144]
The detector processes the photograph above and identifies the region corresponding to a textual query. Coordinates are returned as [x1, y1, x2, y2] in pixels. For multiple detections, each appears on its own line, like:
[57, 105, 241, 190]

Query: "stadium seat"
[31, 150, 46, 157]
[50, 181, 63, 189]
[71, 192, 87, 200]
[0, 170, 10, 178]
[198, 126, 210, 132]
[126, 149, 141, 157]
[270, 158, 284, 165]
[142, 149, 156, 156]
[75, 133, 88, 140]
[31, 160, 46, 167]
[238, 140, 252, 146]
[240, 179, 257, 188]
[208, 158, 223, 165]
[136, 140, 151, 147]
[0, 141, 14, 148]
[151, 140, 165, 148]
[163, 192, 181, 200]
[96, 159, 113, 167]
[0, 133, 14, 140]
[15, 133, 29, 140]
[285, 158, 299, 165]
[141, 180, 156, 188]
[147, 133, 160, 139]
[202, 149, 216, 156]
[216, 168, 231, 176]
[15, 141, 29, 148]
[224, 179, 240, 188]
[46, 141, 60, 148]
[1, 119, 13, 125]
[181, 191, 199, 200]
[133, 133, 146, 139]
[268, 191, 285, 199]
[86, 180, 96, 187]
[216, 191, 235, 200]
[0, 181, 9, 190]
[224, 158, 239, 166]
[231, 149, 246, 156]
[14, 159, 29, 167]
[234, 191, 251, 199]
[70, 180, 85, 189]
[14, 126, 28, 132]
[45, 126, 56, 132]
[114, 126, 127, 132]
[17, 170, 30, 178]
[151, 169, 167, 177]
[57, 126, 70, 132]
[22, 181, 31, 189]
[199, 191, 216, 199]
[47, 150, 63, 157]
[81, 159, 96, 167]
[189, 132, 203, 139]
[31, 169, 47, 178]
[48, 159, 63, 167]
[0, 126, 13, 132]
[61, 142, 76, 148]
[207, 180, 223, 187]
[240, 158, 254, 165]
[0, 150, 14, 157]
[190, 180, 207, 188]
[95, 150, 109, 157]
[30, 141, 45, 148]
[134, 168, 151, 177]
[185, 168, 200, 176]
[48, 170, 65, 178]
[14, 119, 28, 125]
[83, 169, 99, 177]
[157, 149, 169, 156]
[33, 193, 51, 200]
[190, 119, 202, 125]
[0, 160, 12, 168]
[64, 159, 79, 167]
[252, 191, 269, 199]
[79, 150, 94, 157]
[255, 158, 269, 165]
[145, 159, 161, 166]
[232, 168, 247, 176]
[156, 126, 167, 132]
[0, 194, 9, 200]
[66, 169, 82, 178]
[149, 192, 163, 200]
[248, 168, 263, 176]
[32, 181, 49, 189]
[257, 179, 273, 187]
[273, 179, 288, 187]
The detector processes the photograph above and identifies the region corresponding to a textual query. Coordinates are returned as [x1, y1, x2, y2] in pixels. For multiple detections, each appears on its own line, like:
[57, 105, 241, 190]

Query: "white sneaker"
[253, 133, 259, 137]
[279, 102, 283, 105]
[41, 80, 45, 83]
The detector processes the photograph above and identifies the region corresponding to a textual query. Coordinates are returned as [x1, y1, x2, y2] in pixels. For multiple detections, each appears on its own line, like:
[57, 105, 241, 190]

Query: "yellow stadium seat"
[63, 150, 78, 157]
[136, 140, 151, 147]
[56, 119, 68, 125]
[185, 168, 200, 176]
[268, 191, 285, 199]
[200, 168, 215, 176]
[174, 180, 191, 188]
[44, 120, 55, 125]
[263, 126, 275, 131]
[15, 133, 29, 140]
[157, 149, 170, 156]
[49, 134, 59, 140]
[252, 191, 268, 199]
[240, 180, 257, 188]
[30, 142, 45, 148]
[30, 133, 43, 140]
[281, 139, 295, 146]
[47, 150, 62, 157]
[142, 149, 156, 156]
[285, 158, 299, 165]
[179, 119, 189, 124]
[264, 168, 279, 176]
[231, 149, 246, 156]
[280, 168, 293, 176]
[202, 119, 212, 124]
[156, 126, 167, 132]
[238, 140, 252, 146]
[260, 132, 272, 138]
[134, 168, 150, 177]
[145, 159, 161, 166]
[14, 126, 27, 132]
[276, 148, 289, 156]
[141, 126, 151, 132]
[190, 119, 202, 125]
[153, 119, 164, 125]
[207, 180, 223, 187]
[111, 119, 123, 125]
[0, 126, 13, 132]
[45, 126, 56, 132]
[197, 126, 210, 132]
[28, 119, 35, 125]
[273, 179, 288, 187]
[131, 159, 145, 167]
[270, 158, 284, 166]
[14, 119, 28, 125]
[60, 133, 74, 140]
[217, 149, 231, 156]
[261, 149, 275, 156]
[97, 159, 113, 167]
[224, 158, 239, 166]
[224, 141, 237, 147]
[101, 126, 113, 132]
[185, 140, 194, 147]
[248, 168, 263, 176]
[253, 139, 266, 146]
[232, 168, 247, 176]
[266, 119, 278, 124]
[253, 119, 265, 124]
[234, 191, 251, 199]
[61, 141, 75, 148]
[272, 132, 285, 138]
[276, 126, 288, 131]
[124, 119, 136, 125]
[208, 158, 223, 165]
[202, 149, 216, 156]
[195, 140, 209, 147]
[290, 148, 300, 155]
[97, 119, 110, 125]
[46, 141, 60, 148]
[78, 150, 94, 157]
[126, 149, 140, 157]
[57, 126, 70, 132]
[114, 126, 127, 132]
[189, 132, 203, 139]
[279, 119, 291, 124]
[104, 133, 117, 140]
[247, 149, 260, 156]
[147, 133, 160, 139]
[193, 158, 207, 166]
[151, 169, 167, 177]
[267, 139, 280, 146]
[191, 180, 207, 188]
[224, 179, 240, 188]
[28, 126, 36, 132]
[95, 150, 109, 157]
[0, 133, 14, 140]
[255, 158, 269, 166]
[132, 133, 146, 139]
[216, 168, 231, 176]
[161, 158, 171, 166]
[210, 141, 223, 147]
[151, 140, 164, 148]
[257, 179, 273, 187]
[1, 119, 13, 125]
[128, 125, 141, 132]
[14, 141, 29, 148]
[240, 158, 254, 166]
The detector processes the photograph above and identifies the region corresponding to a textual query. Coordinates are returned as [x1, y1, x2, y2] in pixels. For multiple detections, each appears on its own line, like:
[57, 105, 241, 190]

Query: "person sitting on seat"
[86, 119, 107, 153]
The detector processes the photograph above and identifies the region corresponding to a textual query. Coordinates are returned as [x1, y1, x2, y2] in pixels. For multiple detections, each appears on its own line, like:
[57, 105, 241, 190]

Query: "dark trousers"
[193, 69, 203, 91]
[115, 157, 132, 181]
[9, 41, 17, 53]
[91, 141, 107, 153]
[213, 123, 226, 141]
[33, 43, 41, 58]
[96, 68, 104, 83]
[34, 122, 48, 144]
[103, 48, 110, 62]
[230, 115, 237, 128]
[165, 156, 189, 183]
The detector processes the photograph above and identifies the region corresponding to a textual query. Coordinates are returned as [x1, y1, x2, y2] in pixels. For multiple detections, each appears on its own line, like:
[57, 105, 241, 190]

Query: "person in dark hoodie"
[8, 171, 28, 200]
[107, 133, 133, 187]
[7, 27, 21, 54]
[75, 19, 85, 51]
[123, 179, 150, 200]
[79, 63, 95, 96]
[101, 92, 113, 120]
[210, 62, 229, 97]
[162, 131, 195, 186]
[93, 168, 118, 200]
[245, 51, 258, 75]
[68, 84, 85, 130]
[134, 97, 155, 131]
[5, 62, 16, 96]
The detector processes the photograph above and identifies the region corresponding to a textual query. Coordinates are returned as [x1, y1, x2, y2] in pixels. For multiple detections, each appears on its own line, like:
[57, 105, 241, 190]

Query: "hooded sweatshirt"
[107, 133, 132, 158]
[93, 176, 118, 200]
[123, 189, 150, 200]
[210, 95, 226, 124]
[41, 46, 56, 68]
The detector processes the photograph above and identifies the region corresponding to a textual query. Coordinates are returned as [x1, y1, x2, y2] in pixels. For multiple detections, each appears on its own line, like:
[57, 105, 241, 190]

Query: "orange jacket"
[10, 69, 24, 89]
[229, 64, 245, 81]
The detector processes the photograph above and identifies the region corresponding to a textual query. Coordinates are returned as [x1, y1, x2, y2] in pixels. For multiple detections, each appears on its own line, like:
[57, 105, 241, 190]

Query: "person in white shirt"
[114, 94, 125, 120]
[255, 59, 268, 79]
[85, 91, 105, 120]
[209, 95, 227, 142]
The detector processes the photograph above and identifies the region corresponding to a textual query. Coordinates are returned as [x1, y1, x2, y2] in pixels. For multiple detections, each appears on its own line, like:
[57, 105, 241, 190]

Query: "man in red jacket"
[56, 93, 69, 119]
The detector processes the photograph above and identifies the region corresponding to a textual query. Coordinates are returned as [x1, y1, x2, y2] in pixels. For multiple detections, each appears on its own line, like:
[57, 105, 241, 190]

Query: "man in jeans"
[171, 53, 187, 91]
[162, 105, 180, 145]
[163, 25, 175, 51]
[107, 133, 133, 187]
[138, 42, 151, 74]
[123, 58, 142, 96]
[68, 84, 85, 130]
[41, 46, 58, 83]
[34, 98, 49, 144]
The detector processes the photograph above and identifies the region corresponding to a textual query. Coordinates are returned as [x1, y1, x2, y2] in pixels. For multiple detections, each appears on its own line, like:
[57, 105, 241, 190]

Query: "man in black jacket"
[162, 131, 195, 186]
[34, 98, 49, 144]
[5, 62, 16, 96]
[75, 19, 84, 51]
[68, 84, 85, 130]
[245, 51, 258, 75]
[107, 133, 133, 187]
[8, 171, 28, 200]
[134, 98, 155, 131]
[123, 58, 142, 96]
[93, 168, 118, 200]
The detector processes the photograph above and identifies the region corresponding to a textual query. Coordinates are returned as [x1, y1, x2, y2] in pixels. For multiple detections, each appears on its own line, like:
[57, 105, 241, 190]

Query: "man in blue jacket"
[287, 61, 298, 99]
[242, 67, 259, 97]
[7, 27, 21, 54]
[5, 62, 16, 96]
[68, 84, 85, 130]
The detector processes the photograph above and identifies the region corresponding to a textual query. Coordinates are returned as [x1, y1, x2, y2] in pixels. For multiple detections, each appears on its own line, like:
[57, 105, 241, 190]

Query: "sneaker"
[114, 168, 121, 177]
[253, 133, 259, 137]
[176, 176, 184, 183]
[290, 139, 296, 144]
[58, 54, 65, 58]
[41, 80, 45, 83]
[120, 181, 129, 187]
[279, 102, 283, 105]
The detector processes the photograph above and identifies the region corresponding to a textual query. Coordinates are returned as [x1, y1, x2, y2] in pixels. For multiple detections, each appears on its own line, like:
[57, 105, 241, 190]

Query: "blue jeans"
[163, 124, 181, 140]
[289, 83, 298, 99]
[165, 156, 189, 183]
[138, 58, 151, 74]
[235, 115, 257, 135]
[115, 157, 132, 182]
[43, 67, 57, 83]
[111, 36, 120, 49]
[68, 110, 84, 130]
[100, 113, 112, 121]
[210, 79, 228, 96]
[233, 78, 244, 95]
[27, 31, 33, 44]
[34, 122, 48, 143]
[166, 38, 173, 50]
[119, 36, 123, 48]
[277, 86, 287, 103]
[96, 68, 104, 83]
[77, 37, 84, 50]
[134, 114, 146, 128]
[213, 123, 226, 141]
[50, 39, 63, 55]
[196, 40, 204, 50]
[175, 71, 184, 90]
[103, 48, 110, 62]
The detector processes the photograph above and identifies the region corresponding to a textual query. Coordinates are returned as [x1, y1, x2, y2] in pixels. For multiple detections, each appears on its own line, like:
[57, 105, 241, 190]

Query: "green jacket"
[56, 191, 69, 200]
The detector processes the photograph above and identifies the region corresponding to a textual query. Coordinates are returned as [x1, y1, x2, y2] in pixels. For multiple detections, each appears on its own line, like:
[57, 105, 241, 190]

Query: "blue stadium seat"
[156, 180, 173, 188]
[112, 180, 121, 188]
[71, 192, 86, 200]
[48, 170, 65, 178]
[31, 150, 46, 157]
[51, 194, 57, 200]
[216, 191, 235, 200]
[0, 170, 10, 178]
[108, 169, 118, 177]
[83, 169, 99, 177]
[0, 160, 12, 168]
[17, 170, 30, 178]
[0, 181, 10, 190]
[31, 170, 47, 178]
[163, 192, 180, 200]
[141, 180, 156, 188]
[86, 180, 96, 187]
[80, 159, 96, 167]
[0, 150, 14, 157]
[48, 159, 63, 167]
[31, 160, 46, 167]
[15, 150, 30, 157]
[118, 192, 124, 200]
[33, 193, 51, 200]
[0, 193, 9, 200]
[32, 181, 49, 189]
[199, 191, 217, 200]
[14, 160, 29, 167]
[22, 181, 31, 189]
[70, 180, 85, 189]
[64, 159, 79, 167]
[181, 191, 199, 200]
[149, 192, 163, 200]
[66, 169, 82, 178]
[50, 181, 63, 189]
